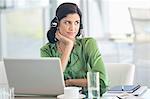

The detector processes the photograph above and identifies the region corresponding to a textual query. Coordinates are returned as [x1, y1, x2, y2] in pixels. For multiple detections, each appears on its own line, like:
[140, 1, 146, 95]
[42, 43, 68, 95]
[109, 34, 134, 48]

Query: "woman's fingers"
[56, 32, 73, 45]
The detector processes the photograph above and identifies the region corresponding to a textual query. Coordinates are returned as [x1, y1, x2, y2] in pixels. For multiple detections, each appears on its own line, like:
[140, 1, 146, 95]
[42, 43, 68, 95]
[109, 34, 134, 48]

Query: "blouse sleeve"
[40, 44, 52, 57]
[84, 37, 109, 95]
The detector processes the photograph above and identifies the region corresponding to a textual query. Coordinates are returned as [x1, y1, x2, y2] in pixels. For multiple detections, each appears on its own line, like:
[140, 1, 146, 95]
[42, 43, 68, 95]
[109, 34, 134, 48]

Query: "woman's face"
[58, 13, 80, 40]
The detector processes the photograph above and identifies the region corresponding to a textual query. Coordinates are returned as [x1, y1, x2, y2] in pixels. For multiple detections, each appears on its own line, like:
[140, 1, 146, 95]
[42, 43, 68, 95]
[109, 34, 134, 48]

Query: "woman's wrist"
[65, 79, 87, 87]
[65, 42, 74, 49]
[63, 44, 73, 54]
[65, 79, 72, 86]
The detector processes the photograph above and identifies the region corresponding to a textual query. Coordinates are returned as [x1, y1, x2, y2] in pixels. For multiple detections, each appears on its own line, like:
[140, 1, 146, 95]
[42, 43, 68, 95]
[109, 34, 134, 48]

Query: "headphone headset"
[51, 16, 59, 28]
[50, 16, 83, 30]
[48, 16, 83, 43]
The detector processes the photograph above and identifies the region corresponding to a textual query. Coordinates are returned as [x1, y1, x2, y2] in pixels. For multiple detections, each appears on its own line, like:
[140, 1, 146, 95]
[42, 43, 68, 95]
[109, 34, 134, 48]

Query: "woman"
[40, 2, 108, 96]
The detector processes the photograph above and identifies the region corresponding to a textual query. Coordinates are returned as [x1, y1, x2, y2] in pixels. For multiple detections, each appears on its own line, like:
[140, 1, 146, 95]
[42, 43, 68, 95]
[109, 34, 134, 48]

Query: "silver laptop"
[4, 58, 65, 96]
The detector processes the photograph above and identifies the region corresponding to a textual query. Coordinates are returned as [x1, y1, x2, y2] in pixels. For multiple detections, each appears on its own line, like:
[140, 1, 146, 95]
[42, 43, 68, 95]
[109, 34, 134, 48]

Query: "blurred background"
[0, 0, 150, 87]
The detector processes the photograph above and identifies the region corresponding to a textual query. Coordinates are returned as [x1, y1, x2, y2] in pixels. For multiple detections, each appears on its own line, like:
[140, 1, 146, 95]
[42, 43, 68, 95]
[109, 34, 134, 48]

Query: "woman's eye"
[75, 21, 80, 25]
[64, 21, 70, 24]
[63, 21, 80, 25]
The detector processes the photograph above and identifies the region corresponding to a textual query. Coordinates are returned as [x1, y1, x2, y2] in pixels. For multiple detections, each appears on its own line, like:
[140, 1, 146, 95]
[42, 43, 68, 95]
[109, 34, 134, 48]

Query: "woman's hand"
[65, 79, 87, 87]
[55, 30, 74, 71]
[55, 31, 74, 48]
[65, 79, 72, 87]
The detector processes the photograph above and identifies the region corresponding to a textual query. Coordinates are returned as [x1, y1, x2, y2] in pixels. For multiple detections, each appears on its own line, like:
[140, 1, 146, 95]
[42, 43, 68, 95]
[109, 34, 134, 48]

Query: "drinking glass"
[87, 72, 100, 98]
[0, 87, 15, 99]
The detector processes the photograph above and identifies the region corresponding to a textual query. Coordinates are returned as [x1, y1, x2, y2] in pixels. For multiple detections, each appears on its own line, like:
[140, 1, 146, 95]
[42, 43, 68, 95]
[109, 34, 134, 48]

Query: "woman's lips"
[67, 32, 75, 34]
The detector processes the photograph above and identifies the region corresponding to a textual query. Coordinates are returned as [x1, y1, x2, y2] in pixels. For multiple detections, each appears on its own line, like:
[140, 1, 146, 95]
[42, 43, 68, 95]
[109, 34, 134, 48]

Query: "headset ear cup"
[50, 16, 59, 27]
[51, 22, 57, 27]
[47, 16, 59, 43]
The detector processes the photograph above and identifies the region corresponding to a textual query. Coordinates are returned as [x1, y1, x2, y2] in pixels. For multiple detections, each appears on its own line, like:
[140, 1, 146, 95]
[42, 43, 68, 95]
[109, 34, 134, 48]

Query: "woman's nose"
[69, 24, 75, 31]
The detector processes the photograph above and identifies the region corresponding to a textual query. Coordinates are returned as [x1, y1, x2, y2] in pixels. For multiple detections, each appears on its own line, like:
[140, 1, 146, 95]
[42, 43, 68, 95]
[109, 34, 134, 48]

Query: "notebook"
[4, 58, 65, 97]
[108, 85, 141, 93]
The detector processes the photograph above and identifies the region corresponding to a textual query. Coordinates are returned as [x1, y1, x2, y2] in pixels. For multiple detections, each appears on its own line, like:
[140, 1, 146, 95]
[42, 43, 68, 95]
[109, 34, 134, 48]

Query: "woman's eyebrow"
[63, 19, 80, 22]
[76, 20, 80, 21]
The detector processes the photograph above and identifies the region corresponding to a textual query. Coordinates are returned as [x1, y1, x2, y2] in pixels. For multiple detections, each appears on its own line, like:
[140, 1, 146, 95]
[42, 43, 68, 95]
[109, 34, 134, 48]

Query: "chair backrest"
[129, 7, 150, 42]
[105, 63, 135, 88]
[128, 7, 150, 87]
[129, 7, 150, 61]
[0, 61, 8, 87]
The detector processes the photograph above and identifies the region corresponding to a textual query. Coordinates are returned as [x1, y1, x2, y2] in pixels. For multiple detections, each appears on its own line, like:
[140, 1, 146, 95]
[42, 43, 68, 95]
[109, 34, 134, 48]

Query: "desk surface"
[141, 89, 150, 99]
[15, 89, 150, 99]
[102, 89, 150, 99]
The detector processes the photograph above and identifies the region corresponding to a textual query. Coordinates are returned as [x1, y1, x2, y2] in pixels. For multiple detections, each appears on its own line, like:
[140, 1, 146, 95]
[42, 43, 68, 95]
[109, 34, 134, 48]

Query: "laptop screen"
[4, 58, 65, 96]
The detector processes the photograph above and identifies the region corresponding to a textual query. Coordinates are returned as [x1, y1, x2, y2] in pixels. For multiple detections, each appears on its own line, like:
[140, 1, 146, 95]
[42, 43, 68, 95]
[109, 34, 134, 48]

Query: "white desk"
[141, 89, 150, 99]
[102, 89, 150, 99]
[14, 89, 150, 99]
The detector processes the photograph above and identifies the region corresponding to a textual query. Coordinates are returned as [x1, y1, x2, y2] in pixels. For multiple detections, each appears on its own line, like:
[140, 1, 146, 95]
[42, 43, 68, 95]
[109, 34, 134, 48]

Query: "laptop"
[4, 58, 65, 97]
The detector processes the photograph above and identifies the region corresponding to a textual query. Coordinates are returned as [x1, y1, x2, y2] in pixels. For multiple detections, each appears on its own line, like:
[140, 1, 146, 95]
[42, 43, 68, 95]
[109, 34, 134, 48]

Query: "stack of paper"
[108, 85, 141, 93]
[103, 85, 148, 98]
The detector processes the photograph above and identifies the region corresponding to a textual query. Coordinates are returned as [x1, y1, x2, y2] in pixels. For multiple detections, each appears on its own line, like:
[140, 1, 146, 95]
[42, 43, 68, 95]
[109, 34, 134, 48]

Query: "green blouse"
[40, 37, 109, 96]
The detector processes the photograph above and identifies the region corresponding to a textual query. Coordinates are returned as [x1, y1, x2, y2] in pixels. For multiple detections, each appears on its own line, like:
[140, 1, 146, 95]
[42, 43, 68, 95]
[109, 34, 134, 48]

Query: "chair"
[0, 61, 8, 87]
[105, 63, 135, 88]
[129, 8, 150, 87]
[129, 8, 150, 42]
[129, 8, 150, 61]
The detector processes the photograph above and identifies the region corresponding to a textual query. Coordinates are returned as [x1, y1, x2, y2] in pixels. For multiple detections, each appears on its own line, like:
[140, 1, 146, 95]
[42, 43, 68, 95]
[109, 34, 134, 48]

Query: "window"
[106, 0, 150, 36]
[3, 8, 44, 58]
[0, 0, 50, 59]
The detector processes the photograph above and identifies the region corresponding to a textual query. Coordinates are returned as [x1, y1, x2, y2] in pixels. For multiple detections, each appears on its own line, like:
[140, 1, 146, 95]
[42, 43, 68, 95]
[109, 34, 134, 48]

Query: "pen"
[121, 86, 124, 91]
[116, 96, 122, 99]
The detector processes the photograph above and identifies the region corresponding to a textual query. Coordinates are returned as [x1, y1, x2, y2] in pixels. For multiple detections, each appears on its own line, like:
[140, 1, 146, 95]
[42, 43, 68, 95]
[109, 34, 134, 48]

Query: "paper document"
[108, 85, 141, 93]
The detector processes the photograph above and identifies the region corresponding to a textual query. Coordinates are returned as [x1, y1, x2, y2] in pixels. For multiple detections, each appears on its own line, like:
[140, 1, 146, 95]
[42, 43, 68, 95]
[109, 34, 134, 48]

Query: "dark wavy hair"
[47, 2, 83, 43]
